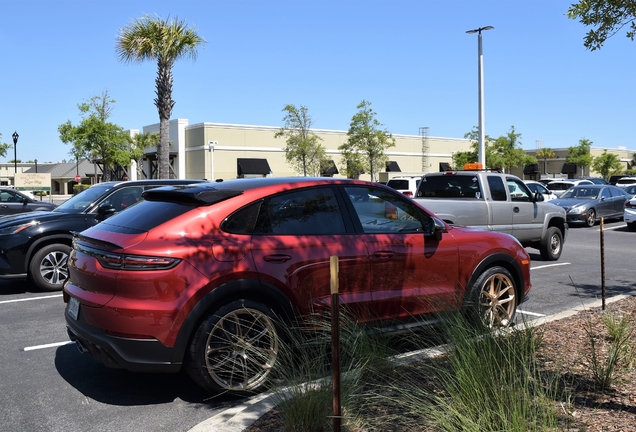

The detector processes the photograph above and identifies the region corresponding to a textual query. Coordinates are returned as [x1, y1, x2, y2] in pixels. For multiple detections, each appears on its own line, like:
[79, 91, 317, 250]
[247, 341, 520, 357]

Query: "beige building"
[137, 119, 473, 182]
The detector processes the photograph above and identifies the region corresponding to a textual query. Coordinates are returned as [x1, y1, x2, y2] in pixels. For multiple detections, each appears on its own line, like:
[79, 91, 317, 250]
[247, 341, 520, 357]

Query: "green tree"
[452, 150, 477, 170]
[592, 150, 624, 181]
[58, 91, 132, 181]
[567, 1, 636, 50]
[567, 138, 594, 176]
[274, 104, 326, 176]
[131, 132, 159, 179]
[489, 126, 535, 173]
[339, 100, 395, 181]
[463, 127, 493, 168]
[0, 132, 11, 158]
[116, 15, 205, 179]
[535, 147, 556, 176]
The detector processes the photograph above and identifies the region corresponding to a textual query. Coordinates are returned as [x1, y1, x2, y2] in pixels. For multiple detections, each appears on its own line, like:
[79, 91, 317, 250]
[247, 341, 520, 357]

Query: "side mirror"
[533, 192, 544, 202]
[95, 204, 116, 222]
[432, 217, 446, 241]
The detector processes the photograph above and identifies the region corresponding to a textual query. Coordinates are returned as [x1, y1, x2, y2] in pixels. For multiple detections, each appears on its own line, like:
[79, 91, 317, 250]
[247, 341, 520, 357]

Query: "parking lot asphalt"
[187, 294, 634, 432]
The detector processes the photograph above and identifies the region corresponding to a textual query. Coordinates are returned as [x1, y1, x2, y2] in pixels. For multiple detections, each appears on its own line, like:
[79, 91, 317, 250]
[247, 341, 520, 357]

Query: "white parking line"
[23, 341, 73, 352]
[517, 310, 545, 317]
[0, 294, 62, 305]
[530, 262, 571, 270]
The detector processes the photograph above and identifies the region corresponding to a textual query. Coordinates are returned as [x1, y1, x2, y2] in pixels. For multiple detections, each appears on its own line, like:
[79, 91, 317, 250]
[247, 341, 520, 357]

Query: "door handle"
[513, 207, 520, 213]
[373, 251, 395, 259]
[263, 254, 292, 263]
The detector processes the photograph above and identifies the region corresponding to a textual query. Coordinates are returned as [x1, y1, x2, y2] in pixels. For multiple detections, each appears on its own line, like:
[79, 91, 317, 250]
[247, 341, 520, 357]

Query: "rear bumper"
[64, 302, 181, 373]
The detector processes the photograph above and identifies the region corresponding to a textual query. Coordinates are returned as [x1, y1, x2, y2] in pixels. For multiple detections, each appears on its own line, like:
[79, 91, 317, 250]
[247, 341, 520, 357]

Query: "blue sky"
[1, 0, 635, 163]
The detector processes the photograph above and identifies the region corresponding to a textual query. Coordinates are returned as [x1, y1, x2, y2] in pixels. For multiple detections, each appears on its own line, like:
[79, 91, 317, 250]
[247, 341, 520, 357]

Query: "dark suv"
[64, 177, 531, 395]
[0, 179, 205, 291]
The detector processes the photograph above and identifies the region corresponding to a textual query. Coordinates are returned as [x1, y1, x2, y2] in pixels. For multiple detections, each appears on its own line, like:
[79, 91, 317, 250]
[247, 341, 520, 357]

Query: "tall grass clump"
[585, 310, 635, 390]
[360, 311, 564, 432]
[269, 308, 397, 432]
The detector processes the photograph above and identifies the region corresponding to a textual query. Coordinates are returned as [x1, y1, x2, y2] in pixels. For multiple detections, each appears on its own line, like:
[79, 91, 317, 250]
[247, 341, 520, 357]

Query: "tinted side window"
[254, 187, 346, 235]
[487, 176, 507, 201]
[222, 201, 262, 234]
[344, 186, 429, 234]
[98, 186, 144, 211]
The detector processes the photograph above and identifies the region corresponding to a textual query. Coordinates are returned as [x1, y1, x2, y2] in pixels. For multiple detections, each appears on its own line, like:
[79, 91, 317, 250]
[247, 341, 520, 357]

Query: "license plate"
[68, 297, 80, 320]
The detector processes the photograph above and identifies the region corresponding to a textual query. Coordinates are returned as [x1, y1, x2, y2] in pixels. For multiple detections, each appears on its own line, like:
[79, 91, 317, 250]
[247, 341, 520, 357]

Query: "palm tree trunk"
[155, 60, 175, 179]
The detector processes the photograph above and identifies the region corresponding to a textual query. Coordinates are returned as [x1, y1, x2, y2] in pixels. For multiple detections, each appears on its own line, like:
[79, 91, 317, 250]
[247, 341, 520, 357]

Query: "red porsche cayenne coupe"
[63, 177, 531, 394]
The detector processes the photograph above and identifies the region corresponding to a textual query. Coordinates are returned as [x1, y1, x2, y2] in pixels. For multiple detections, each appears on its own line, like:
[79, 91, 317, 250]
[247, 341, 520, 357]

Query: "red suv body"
[64, 177, 531, 394]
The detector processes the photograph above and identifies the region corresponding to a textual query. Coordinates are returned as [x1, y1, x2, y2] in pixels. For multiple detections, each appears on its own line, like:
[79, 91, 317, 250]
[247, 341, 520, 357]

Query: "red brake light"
[626, 201, 636, 209]
[403, 191, 413, 197]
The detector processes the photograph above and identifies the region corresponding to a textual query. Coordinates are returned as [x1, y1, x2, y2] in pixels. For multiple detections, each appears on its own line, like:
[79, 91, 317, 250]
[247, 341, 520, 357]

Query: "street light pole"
[12, 131, 19, 176]
[466, 26, 494, 169]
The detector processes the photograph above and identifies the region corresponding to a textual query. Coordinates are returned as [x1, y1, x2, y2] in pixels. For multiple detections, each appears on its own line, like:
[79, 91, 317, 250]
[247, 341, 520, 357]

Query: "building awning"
[237, 158, 271, 176]
[386, 161, 401, 172]
[523, 164, 539, 174]
[439, 162, 451, 172]
[321, 160, 339, 176]
[561, 163, 577, 174]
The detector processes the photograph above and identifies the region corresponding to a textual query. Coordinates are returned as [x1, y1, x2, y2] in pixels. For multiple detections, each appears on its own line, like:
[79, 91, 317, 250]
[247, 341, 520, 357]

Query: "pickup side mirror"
[533, 192, 544, 202]
[95, 203, 116, 222]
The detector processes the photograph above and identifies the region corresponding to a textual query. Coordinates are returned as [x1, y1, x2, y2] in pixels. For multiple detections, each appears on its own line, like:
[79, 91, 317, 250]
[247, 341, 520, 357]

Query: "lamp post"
[466, 26, 494, 168]
[12, 131, 19, 175]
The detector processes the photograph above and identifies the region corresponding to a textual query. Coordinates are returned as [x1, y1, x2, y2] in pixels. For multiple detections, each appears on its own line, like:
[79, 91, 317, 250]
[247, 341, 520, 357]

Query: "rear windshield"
[387, 179, 410, 190]
[100, 200, 194, 231]
[417, 175, 482, 199]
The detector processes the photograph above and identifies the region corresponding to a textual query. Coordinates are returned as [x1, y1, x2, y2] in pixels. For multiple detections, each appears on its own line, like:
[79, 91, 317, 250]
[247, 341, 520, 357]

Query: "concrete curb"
[188, 294, 632, 432]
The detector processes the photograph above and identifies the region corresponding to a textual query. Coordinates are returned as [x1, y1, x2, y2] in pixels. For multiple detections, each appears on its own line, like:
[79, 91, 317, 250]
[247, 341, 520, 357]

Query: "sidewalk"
[187, 294, 633, 432]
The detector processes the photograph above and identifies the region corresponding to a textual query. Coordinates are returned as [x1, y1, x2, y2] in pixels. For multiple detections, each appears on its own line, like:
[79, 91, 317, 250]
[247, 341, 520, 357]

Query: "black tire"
[29, 243, 71, 291]
[585, 209, 596, 227]
[539, 226, 563, 261]
[628, 222, 636, 231]
[466, 266, 518, 329]
[185, 300, 281, 395]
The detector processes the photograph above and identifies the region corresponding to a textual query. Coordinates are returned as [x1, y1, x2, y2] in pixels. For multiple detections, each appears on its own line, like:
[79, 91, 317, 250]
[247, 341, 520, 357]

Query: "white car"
[386, 176, 422, 198]
[625, 198, 636, 231]
[524, 180, 557, 201]
[546, 179, 594, 198]
[615, 177, 636, 189]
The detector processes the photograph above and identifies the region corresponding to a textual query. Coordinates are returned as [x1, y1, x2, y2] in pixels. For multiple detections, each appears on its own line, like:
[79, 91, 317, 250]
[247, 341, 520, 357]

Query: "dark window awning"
[386, 161, 401, 172]
[321, 160, 339, 176]
[439, 162, 451, 172]
[561, 163, 577, 174]
[523, 164, 539, 174]
[237, 158, 271, 176]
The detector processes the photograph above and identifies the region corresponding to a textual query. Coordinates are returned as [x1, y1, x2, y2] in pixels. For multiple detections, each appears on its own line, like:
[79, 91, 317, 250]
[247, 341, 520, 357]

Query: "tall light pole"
[466, 26, 494, 169]
[12, 132, 19, 175]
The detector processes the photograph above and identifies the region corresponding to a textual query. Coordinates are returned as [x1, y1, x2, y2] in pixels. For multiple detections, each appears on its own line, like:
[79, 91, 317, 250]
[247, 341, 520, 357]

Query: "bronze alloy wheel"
[478, 268, 517, 328]
[203, 306, 279, 392]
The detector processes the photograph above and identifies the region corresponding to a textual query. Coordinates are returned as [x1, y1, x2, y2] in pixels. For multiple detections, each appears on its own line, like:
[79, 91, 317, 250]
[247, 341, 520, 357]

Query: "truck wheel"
[29, 243, 71, 291]
[185, 300, 280, 395]
[539, 227, 562, 261]
[466, 266, 518, 329]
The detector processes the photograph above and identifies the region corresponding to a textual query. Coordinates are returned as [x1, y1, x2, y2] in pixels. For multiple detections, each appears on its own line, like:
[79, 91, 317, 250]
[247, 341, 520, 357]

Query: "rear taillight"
[626, 201, 636, 209]
[403, 191, 413, 197]
[75, 241, 180, 270]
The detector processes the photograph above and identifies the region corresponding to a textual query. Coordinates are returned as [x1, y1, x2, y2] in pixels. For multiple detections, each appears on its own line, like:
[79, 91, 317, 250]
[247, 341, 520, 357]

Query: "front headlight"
[567, 205, 586, 214]
[0, 221, 39, 235]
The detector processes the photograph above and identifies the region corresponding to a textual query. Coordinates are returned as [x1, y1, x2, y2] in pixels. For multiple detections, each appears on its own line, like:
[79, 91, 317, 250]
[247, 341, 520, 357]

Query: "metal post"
[600, 217, 606, 310]
[330, 256, 341, 432]
[466, 26, 494, 168]
[12, 131, 19, 177]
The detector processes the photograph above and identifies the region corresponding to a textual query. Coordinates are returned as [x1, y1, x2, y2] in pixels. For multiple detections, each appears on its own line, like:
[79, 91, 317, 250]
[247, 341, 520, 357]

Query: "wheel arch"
[465, 253, 526, 303]
[171, 279, 297, 364]
[24, 234, 73, 269]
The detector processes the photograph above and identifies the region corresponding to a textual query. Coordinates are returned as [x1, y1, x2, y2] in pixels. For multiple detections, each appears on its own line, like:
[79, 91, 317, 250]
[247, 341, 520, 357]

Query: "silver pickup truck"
[413, 171, 568, 260]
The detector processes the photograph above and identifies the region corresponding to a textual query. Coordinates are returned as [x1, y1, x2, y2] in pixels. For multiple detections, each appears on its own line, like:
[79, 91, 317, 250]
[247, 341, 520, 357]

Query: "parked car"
[64, 177, 532, 395]
[623, 185, 636, 199]
[546, 179, 594, 197]
[552, 184, 628, 227]
[386, 176, 422, 197]
[0, 188, 57, 215]
[614, 177, 636, 189]
[0, 179, 205, 291]
[524, 180, 557, 201]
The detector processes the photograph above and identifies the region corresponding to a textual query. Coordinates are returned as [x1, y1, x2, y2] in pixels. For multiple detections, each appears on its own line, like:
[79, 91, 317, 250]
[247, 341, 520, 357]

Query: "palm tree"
[116, 15, 205, 179]
[535, 147, 556, 177]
